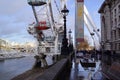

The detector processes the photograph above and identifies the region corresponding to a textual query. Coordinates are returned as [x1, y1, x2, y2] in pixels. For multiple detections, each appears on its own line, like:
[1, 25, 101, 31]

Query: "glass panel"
[28, 0, 46, 2]
[27, 0, 47, 6]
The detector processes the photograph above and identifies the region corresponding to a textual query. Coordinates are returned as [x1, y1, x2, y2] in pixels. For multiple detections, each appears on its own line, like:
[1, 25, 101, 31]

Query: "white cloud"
[0, 0, 35, 43]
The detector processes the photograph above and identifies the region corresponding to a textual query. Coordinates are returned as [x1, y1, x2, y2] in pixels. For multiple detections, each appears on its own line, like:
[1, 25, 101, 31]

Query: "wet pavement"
[69, 58, 106, 80]
[0, 56, 53, 80]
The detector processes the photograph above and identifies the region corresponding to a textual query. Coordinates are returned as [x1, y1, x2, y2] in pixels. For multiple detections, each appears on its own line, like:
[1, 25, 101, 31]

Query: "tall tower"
[75, 0, 84, 50]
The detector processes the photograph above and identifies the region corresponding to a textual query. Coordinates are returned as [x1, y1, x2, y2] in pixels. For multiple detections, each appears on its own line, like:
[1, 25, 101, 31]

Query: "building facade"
[99, 1, 120, 79]
[99, 0, 120, 53]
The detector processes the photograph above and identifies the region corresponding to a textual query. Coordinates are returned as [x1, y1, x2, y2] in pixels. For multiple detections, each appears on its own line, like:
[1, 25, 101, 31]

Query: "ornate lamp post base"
[61, 38, 69, 55]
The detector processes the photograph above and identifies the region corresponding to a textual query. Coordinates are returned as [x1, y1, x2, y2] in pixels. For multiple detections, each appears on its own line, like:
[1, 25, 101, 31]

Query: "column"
[105, 5, 111, 50]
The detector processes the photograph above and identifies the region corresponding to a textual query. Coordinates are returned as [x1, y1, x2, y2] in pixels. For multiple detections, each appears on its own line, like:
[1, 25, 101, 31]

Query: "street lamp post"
[90, 33, 95, 50]
[68, 29, 72, 44]
[90, 32, 96, 60]
[101, 41, 104, 60]
[61, 5, 69, 56]
[68, 29, 73, 53]
[101, 41, 104, 66]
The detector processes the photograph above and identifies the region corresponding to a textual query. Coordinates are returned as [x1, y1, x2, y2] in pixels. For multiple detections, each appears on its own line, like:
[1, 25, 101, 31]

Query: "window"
[111, 12, 113, 19]
[115, 43, 117, 50]
[118, 5, 120, 13]
[119, 16, 120, 22]
[112, 31, 114, 39]
[114, 9, 116, 17]
[115, 18, 117, 26]
[119, 43, 120, 50]
[111, 21, 113, 27]
[102, 16, 105, 25]
[114, 30, 116, 40]
[118, 16, 120, 26]
[119, 29, 120, 39]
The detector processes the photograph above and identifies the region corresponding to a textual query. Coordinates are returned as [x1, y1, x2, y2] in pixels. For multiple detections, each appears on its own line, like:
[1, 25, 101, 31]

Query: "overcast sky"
[0, 0, 104, 44]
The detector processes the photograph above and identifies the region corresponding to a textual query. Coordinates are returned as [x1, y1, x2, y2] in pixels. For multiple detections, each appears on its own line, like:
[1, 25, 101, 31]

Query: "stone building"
[98, 0, 120, 53]
[99, 1, 120, 79]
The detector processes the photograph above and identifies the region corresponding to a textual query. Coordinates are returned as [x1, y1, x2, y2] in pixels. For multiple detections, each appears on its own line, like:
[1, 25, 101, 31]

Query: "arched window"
[114, 9, 116, 17]
[102, 16, 105, 26]
[119, 16, 120, 22]
[118, 29, 120, 39]
[115, 18, 117, 26]
[118, 5, 120, 13]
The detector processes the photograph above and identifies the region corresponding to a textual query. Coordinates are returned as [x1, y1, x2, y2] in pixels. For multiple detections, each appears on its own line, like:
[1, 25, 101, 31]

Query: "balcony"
[112, 27, 116, 30]
[117, 24, 120, 29]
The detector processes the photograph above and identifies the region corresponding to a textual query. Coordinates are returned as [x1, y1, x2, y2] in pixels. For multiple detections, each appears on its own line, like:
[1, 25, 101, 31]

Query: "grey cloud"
[1, 31, 35, 43]
[0, 22, 26, 36]
[0, 0, 33, 38]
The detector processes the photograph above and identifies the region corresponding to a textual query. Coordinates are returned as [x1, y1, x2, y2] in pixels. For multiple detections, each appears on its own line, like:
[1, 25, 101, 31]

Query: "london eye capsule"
[35, 21, 50, 30]
[28, 0, 46, 6]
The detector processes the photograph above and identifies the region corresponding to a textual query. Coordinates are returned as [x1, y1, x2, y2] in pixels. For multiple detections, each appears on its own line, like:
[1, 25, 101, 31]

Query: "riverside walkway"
[2, 52, 120, 80]
[12, 52, 107, 80]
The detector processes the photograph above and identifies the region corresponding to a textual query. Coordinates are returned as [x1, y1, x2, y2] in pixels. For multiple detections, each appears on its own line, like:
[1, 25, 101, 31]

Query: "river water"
[0, 56, 53, 80]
